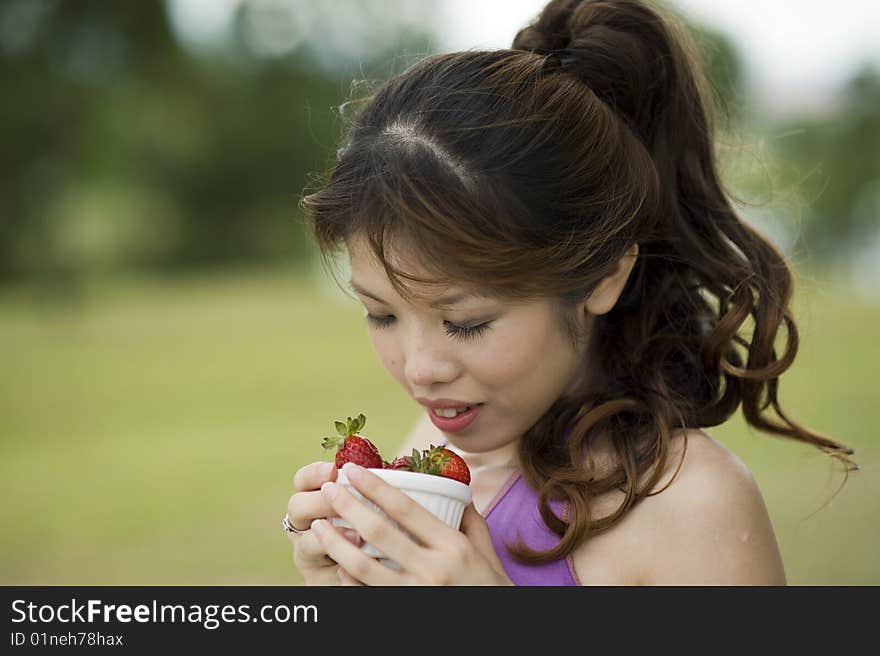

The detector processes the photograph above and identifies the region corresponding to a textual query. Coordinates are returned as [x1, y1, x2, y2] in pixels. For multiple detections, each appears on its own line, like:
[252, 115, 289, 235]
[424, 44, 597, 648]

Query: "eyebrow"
[348, 280, 481, 309]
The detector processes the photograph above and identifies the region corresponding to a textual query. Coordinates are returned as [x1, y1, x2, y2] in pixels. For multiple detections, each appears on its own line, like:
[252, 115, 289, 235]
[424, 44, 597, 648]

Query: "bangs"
[343, 143, 531, 305]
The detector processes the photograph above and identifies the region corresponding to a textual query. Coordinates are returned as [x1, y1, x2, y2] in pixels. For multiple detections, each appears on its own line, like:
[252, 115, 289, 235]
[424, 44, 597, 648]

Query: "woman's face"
[346, 239, 592, 454]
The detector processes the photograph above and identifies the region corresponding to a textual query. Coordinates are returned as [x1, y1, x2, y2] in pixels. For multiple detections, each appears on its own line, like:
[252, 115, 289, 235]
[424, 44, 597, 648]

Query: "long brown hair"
[300, 0, 857, 564]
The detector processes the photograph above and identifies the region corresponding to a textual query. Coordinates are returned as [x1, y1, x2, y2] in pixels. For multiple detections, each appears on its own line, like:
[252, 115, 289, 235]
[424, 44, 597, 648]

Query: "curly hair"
[300, 0, 857, 564]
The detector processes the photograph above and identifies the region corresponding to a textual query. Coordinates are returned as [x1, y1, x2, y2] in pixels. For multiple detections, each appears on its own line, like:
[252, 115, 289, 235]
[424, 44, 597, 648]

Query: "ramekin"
[329, 468, 472, 570]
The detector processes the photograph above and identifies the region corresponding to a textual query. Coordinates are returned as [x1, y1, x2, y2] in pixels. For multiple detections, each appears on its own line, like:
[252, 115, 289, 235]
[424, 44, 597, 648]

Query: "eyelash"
[365, 314, 492, 342]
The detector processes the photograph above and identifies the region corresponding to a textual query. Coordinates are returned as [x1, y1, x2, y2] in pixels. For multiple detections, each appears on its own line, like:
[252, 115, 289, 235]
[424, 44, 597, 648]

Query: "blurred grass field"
[1, 268, 877, 585]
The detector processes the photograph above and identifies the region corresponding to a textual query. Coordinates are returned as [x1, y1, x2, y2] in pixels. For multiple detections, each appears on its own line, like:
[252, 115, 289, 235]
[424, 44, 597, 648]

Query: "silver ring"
[282, 513, 308, 535]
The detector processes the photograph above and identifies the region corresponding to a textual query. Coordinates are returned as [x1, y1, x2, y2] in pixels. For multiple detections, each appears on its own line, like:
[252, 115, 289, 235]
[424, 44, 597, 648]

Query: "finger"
[320, 477, 425, 568]
[287, 489, 338, 532]
[291, 528, 361, 569]
[337, 463, 450, 549]
[300, 566, 347, 586]
[291, 531, 336, 568]
[311, 519, 400, 586]
[293, 461, 337, 492]
[337, 567, 365, 586]
[459, 503, 501, 565]
[341, 529, 363, 547]
[289, 526, 359, 548]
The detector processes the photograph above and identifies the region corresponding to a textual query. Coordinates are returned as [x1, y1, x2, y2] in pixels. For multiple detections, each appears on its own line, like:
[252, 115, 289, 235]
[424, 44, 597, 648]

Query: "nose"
[403, 323, 460, 388]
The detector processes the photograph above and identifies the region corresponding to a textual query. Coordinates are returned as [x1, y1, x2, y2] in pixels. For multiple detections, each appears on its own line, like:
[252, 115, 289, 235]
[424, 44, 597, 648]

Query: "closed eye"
[364, 314, 492, 342]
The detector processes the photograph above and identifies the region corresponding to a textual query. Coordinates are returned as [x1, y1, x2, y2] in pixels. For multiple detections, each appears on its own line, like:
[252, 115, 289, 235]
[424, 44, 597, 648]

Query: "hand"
[311, 462, 514, 586]
[287, 461, 364, 585]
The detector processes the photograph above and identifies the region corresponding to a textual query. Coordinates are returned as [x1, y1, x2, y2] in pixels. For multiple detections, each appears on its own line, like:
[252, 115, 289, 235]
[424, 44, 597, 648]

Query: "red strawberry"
[424, 444, 471, 485]
[386, 455, 414, 471]
[321, 413, 383, 469]
[407, 444, 471, 485]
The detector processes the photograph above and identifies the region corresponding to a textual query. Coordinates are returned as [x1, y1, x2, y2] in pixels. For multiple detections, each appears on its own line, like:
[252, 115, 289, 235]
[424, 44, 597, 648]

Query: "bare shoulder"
[570, 429, 786, 586]
[637, 429, 787, 585]
[648, 428, 751, 495]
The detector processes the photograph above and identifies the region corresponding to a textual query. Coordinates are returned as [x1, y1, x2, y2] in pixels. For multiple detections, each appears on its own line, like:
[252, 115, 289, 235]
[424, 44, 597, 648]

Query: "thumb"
[459, 503, 498, 563]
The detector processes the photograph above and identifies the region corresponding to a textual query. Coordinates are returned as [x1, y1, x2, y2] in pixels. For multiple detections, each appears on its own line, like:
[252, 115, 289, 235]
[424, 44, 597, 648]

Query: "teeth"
[435, 406, 471, 418]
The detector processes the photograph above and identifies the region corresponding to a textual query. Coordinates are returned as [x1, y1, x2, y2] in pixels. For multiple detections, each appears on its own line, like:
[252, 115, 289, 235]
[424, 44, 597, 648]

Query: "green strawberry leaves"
[333, 413, 366, 438]
[323, 413, 368, 451]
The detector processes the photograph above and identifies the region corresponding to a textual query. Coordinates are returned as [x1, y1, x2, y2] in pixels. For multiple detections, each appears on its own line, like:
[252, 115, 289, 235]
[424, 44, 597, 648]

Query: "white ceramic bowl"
[330, 468, 472, 570]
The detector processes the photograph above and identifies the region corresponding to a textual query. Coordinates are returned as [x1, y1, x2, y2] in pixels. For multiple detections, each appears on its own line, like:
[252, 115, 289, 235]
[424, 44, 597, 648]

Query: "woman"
[284, 0, 856, 585]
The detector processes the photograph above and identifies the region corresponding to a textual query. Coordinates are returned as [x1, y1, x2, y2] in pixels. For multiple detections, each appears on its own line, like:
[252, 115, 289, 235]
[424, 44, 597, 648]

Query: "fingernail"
[311, 519, 328, 534]
[342, 462, 363, 481]
[321, 481, 338, 500]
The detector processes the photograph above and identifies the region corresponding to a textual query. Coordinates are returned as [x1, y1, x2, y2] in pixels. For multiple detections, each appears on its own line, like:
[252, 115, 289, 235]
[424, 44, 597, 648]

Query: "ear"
[583, 243, 639, 316]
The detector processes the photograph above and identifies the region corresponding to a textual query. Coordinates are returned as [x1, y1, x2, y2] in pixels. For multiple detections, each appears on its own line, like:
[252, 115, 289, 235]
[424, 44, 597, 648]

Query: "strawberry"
[386, 455, 414, 471]
[424, 444, 471, 485]
[321, 413, 383, 469]
[405, 444, 471, 485]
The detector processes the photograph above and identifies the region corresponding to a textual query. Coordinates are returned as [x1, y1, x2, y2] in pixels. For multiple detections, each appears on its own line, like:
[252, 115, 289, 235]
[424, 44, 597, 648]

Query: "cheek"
[480, 319, 573, 395]
[470, 329, 544, 384]
[370, 334, 403, 376]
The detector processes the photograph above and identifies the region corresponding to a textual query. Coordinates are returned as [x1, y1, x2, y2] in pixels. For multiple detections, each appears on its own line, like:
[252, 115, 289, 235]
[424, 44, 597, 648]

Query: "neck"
[446, 439, 520, 473]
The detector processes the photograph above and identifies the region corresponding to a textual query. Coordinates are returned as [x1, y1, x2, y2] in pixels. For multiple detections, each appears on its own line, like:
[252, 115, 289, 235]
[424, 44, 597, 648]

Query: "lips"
[416, 398, 482, 410]
[427, 404, 482, 432]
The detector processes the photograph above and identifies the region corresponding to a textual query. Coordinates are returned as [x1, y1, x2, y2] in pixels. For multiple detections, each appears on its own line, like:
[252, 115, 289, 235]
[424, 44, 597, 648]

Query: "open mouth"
[428, 404, 483, 432]
[432, 404, 478, 418]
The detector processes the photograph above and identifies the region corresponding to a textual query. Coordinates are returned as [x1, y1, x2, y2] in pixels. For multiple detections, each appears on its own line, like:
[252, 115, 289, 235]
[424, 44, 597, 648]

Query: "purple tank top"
[439, 433, 581, 586]
[482, 472, 580, 585]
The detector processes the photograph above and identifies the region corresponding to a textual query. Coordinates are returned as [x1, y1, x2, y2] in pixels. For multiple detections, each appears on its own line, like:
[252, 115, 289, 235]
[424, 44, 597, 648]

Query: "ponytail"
[506, 0, 856, 565]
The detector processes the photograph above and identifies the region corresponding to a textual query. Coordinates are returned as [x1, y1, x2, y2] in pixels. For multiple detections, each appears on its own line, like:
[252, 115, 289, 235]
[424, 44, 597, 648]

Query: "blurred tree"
[0, 1, 189, 281]
[0, 0, 436, 283]
[766, 63, 880, 261]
